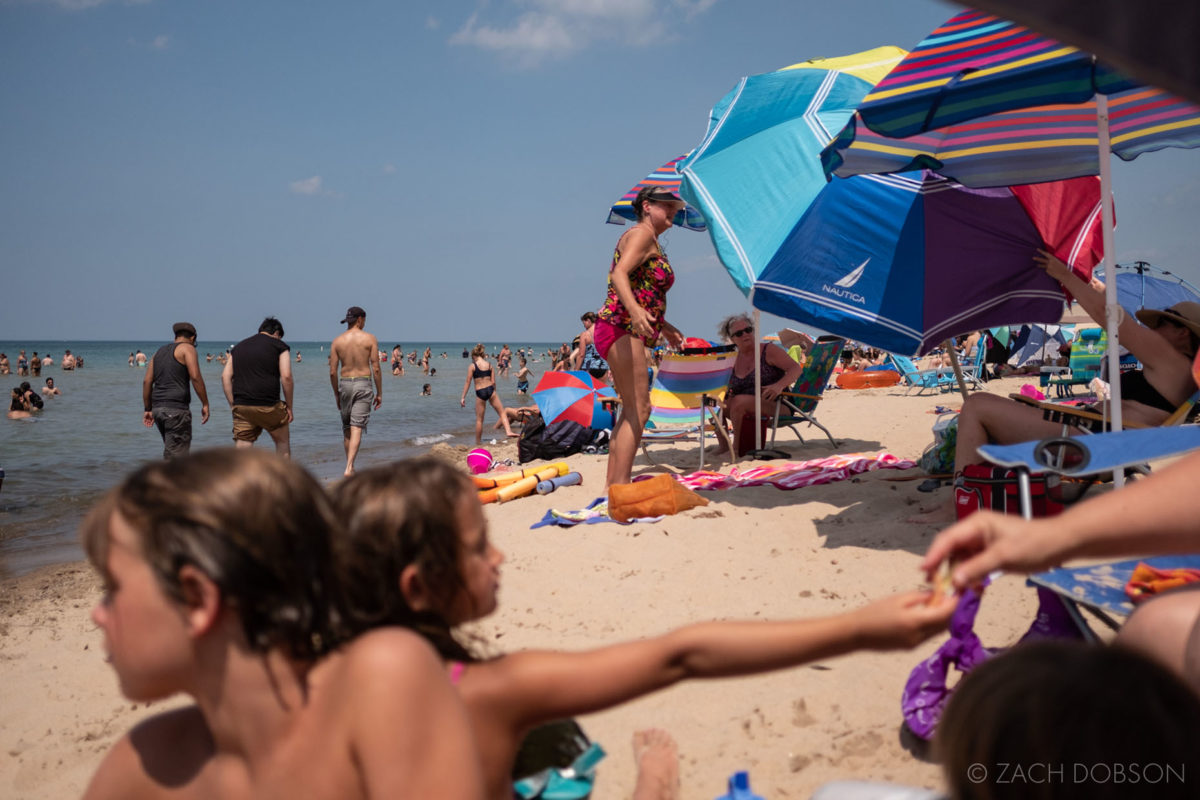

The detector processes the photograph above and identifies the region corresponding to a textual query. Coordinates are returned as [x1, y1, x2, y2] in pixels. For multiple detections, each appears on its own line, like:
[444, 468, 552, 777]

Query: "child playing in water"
[81, 449, 483, 800]
[330, 457, 958, 800]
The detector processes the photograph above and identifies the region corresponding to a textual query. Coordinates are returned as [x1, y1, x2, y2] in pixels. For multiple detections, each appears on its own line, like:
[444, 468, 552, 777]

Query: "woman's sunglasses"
[730, 326, 754, 338]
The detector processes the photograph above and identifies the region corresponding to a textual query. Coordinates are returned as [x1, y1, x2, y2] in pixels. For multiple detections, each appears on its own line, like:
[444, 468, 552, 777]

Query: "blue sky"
[3, 0, 1198, 344]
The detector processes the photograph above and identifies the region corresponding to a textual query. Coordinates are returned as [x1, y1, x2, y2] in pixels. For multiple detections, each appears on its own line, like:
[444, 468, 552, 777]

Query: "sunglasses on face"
[730, 326, 754, 338]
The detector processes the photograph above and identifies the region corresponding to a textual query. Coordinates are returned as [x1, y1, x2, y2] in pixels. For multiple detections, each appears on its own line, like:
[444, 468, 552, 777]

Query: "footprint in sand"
[791, 698, 817, 728]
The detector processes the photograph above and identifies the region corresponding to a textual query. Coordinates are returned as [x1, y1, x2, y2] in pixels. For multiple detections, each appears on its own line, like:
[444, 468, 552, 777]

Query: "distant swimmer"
[41, 353, 53, 367]
[16, 350, 28, 376]
[128, 352, 135, 367]
[30, 352, 41, 377]
[329, 306, 382, 477]
[206, 352, 213, 362]
[0, 353, 9, 375]
[296, 351, 303, 363]
[143, 322, 210, 460]
[222, 316, 294, 457]
[42, 377, 61, 396]
[9, 387, 33, 419]
[135, 349, 147, 367]
[391, 345, 404, 376]
[61, 350, 75, 370]
[421, 383, 432, 395]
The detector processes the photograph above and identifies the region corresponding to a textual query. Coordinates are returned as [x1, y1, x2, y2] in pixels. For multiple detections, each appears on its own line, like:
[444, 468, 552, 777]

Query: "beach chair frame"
[888, 354, 958, 395]
[769, 337, 845, 448]
[638, 344, 738, 471]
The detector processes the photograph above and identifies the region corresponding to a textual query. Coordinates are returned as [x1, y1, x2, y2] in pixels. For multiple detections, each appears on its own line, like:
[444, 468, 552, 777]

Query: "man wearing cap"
[221, 316, 294, 457]
[329, 306, 382, 476]
[142, 322, 210, 459]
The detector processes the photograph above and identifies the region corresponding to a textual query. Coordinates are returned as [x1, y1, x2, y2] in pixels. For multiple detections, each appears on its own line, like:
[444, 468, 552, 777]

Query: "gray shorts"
[339, 377, 374, 433]
[152, 407, 192, 460]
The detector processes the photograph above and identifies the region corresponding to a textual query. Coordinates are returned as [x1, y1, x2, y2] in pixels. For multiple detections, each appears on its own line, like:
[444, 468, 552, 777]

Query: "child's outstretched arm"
[465, 590, 956, 733]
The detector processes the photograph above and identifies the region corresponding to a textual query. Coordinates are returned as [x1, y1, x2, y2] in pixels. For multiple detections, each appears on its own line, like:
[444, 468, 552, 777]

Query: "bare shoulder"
[84, 707, 212, 800]
[336, 628, 444, 680]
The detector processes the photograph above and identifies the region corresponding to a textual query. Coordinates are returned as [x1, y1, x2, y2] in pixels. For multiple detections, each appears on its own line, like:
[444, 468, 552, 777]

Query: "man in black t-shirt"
[220, 316, 294, 457]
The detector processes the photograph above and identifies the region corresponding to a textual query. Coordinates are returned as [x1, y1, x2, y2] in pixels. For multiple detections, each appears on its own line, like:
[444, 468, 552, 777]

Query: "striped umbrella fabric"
[824, 87, 1200, 187]
[607, 154, 707, 232]
[851, 10, 1138, 138]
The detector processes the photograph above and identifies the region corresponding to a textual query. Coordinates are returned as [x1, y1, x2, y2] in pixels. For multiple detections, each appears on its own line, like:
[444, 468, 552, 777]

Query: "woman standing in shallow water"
[593, 186, 686, 487]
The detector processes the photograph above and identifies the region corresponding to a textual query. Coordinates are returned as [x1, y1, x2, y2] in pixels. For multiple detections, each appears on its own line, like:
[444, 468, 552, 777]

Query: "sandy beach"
[1, 376, 1057, 799]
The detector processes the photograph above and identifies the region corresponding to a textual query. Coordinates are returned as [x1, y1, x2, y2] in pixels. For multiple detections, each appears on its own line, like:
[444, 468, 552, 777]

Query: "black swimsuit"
[472, 363, 495, 401]
[1120, 369, 1177, 413]
[727, 346, 788, 397]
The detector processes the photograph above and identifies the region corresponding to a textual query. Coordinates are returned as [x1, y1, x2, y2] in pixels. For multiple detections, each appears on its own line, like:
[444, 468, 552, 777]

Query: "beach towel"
[671, 452, 915, 491]
[529, 497, 665, 529]
[1125, 562, 1200, 604]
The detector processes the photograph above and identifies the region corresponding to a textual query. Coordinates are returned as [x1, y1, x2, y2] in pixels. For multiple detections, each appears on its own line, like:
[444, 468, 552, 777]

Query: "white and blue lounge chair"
[888, 354, 957, 395]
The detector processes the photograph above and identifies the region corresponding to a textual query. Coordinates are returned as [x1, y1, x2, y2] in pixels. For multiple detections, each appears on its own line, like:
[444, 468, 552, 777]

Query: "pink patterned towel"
[674, 452, 916, 491]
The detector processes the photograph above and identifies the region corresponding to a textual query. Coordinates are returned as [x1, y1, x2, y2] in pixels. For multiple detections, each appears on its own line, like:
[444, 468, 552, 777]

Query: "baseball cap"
[173, 322, 197, 338]
[340, 306, 366, 323]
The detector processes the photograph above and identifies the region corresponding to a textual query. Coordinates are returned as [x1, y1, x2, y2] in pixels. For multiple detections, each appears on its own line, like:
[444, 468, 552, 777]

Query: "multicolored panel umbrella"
[824, 88, 1200, 187]
[850, 10, 1138, 138]
[750, 170, 1105, 356]
[532, 370, 616, 428]
[607, 154, 707, 232]
[678, 47, 907, 296]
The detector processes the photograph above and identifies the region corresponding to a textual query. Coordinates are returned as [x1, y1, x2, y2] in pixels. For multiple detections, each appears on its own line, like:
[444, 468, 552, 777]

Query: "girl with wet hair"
[331, 457, 957, 800]
[82, 448, 483, 800]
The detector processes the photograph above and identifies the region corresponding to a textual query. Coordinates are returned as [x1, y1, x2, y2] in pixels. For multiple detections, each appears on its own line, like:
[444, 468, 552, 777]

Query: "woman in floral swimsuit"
[594, 186, 685, 487]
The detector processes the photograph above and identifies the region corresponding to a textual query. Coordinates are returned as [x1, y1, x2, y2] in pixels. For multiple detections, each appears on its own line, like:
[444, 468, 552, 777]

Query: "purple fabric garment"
[901, 588, 994, 740]
[1018, 587, 1088, 643]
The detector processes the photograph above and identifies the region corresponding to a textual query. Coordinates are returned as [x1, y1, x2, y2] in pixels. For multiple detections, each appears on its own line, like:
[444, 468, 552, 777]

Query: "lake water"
[0, 339, 553, 578]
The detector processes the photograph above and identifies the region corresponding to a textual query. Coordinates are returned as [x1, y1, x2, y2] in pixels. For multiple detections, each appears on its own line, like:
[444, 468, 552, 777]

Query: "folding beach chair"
[977, 426, 1200, 639]
[888, 354, 957, 395]
[957, 345, 987, 390]
[768, 337, 844, 448]
[1009, 385, 1199, 435]
[960, 426, 1200, 646]
[1045, 326, 1106, 398]
[640, 343, 737, 470]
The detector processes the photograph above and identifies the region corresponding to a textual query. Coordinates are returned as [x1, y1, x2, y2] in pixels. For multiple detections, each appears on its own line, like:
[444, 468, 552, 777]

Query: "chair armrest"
[1007, 393, 1144, 431]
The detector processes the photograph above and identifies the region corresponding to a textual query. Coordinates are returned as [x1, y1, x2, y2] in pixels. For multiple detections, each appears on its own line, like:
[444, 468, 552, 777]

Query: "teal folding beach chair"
[769, 337, 845, 448]
[1046, 327, 1106, 398]
[888, 354, 957, 395]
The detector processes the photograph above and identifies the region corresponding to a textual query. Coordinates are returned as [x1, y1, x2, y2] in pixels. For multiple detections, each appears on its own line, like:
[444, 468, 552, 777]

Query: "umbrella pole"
[1096, 94, 1125, 488]
[945, 340, 969, 402]
[753, 308, 763, 451]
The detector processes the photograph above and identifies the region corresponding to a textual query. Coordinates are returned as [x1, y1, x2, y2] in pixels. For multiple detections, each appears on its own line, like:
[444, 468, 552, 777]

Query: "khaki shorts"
[232, 401, 289, 442]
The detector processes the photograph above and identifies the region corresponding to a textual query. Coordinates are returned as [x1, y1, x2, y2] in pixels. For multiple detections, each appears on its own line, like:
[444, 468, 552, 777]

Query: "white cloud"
[150, 34, 169, 50]
[449, 0, 717, 65]
[289, 176, 323, 196]
[382, 163, 397, 175]
[426, 15, 440, 30]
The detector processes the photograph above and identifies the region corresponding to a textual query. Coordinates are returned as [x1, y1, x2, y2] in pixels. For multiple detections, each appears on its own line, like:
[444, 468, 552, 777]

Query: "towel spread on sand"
[530, 497, 665, 529]
[530, 452, 915, 528]
[1125, 562, 1200, 604]
[673, 452, 915, 491]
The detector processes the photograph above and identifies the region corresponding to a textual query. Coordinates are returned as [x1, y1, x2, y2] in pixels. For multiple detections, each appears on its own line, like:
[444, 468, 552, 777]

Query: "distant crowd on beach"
[5, 347, 75, 420]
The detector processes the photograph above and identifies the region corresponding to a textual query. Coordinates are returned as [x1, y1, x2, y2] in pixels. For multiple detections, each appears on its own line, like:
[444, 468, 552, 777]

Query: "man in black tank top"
[221, 316, 294, 457]
[142, 322, 210, 459]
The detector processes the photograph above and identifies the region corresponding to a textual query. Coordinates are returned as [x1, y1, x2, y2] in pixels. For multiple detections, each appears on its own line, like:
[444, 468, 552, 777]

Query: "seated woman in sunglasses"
[715, 314, 804, 457]
[913, 249, 1200, 522]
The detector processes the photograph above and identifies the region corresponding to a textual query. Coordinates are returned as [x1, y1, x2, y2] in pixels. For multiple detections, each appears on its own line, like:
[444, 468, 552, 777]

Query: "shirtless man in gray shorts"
[329, 306, 382, 476]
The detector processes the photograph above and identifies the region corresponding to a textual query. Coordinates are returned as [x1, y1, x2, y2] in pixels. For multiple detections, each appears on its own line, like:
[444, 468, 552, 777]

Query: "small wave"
[409, 432, 454, 447]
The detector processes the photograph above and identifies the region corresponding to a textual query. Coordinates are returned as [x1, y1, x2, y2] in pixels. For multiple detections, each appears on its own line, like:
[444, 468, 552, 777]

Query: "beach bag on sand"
[512, 719, 604, 799]
[953, 464, 1093, 520]
[918, 413, 957, 475]
[902, 584, 1085, 741]
[607, 474, 708, 522]
[518, 414, 592, 464]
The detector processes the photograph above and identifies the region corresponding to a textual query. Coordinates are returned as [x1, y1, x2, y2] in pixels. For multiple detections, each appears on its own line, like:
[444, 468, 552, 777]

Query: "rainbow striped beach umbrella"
[821, 9, 1200, 439]
[607, 154, 707, 232]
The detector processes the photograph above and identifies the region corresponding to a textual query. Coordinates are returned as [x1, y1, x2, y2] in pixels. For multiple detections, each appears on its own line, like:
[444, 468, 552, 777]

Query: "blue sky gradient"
[3, 0, 1198, 343]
